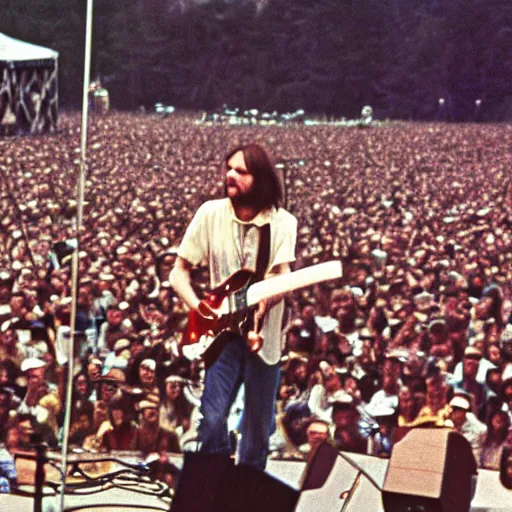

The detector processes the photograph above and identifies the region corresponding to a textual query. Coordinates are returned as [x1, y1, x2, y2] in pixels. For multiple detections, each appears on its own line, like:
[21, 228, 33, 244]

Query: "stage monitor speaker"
[301, 441, 339, 491]
[382, 428, 477, 512]
[170, 452, 234, 512]
[171, 452, 299, 512]
[215, 462, 300, 512]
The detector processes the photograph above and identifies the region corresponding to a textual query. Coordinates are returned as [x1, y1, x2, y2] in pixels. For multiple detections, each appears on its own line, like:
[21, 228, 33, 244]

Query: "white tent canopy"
[0, 33, 59, 134]
[0, 32, 58, 64]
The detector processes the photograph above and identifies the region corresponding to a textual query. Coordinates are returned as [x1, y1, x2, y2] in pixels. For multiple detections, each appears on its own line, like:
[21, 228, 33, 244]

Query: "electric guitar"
[181, 260, 343, 366]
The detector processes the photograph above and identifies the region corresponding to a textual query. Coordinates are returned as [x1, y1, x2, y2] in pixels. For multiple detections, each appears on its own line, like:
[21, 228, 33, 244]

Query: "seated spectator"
[332, 396, 367, 454]
[415, 373, 451, 426]
[0, 445, 16, 493]
[449, 394, 487, 465]
[480, 410, 511, 470]
[0, 327, 25, 367]
[366, 355, 402, 412]
[134, 358, 159, 401]
[501, 367, 512, 425]
[298, 418, 331, 460]
[308, 361, 343, 423]
[16, 358, 60, 445]
[136, 400, 180, 455]
[92, 370, 124, 431]
[452, 345, 497, 385]
[159, 375, 194, 437]
[68, 400, 95, 446]
[396, 386, 419, 426]
[366, 405, 396, 458]
[451, 346, 490, 421]
[279, 356, 310, 406]
[99, 393, 138, 451]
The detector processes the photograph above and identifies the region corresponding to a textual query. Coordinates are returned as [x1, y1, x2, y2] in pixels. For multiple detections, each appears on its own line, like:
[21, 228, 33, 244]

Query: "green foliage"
[0, 0, 510, 119]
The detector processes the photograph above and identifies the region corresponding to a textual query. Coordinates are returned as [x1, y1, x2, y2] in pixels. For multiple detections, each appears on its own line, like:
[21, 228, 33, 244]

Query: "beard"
[225, 178, 262, 211]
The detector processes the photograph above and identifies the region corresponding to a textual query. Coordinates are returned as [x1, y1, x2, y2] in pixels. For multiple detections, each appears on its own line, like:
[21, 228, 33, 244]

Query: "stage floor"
[3, 450, 512, 512]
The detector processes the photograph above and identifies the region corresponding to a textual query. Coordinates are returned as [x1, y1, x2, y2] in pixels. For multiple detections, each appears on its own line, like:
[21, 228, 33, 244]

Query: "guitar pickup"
[227, 288, 248, 314]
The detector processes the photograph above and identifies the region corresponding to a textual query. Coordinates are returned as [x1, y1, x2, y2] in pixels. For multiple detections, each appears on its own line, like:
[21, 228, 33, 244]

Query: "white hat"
[165, 375, 184, 384]
[140, 359, 156, 371]
[449, 396, 471, 411]
[21, 358, 46, 372]
[113, 338, 131, 352]
[138, 399, 159, 411]
[502, 363, 512, 383]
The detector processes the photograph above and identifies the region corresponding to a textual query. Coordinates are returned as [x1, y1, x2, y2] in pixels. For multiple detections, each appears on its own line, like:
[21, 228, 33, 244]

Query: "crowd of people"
[0, 112, 511, 489]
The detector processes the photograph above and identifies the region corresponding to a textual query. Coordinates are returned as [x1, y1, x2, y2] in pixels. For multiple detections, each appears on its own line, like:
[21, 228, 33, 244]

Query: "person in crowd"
[158, 375, 195, 437]
[332, 396, 368, 454]
[92, 371, 123, 431]
[396, 386, 419, 426]
[16, 358, 60, 444]
[415, 372, 451, 426]
[135, 358, 159, 400]
[99, 393, 138, 451]
[136, 400, 180, 455]
[0, 443, 16, 493]
[451, 346, 489, 421]
[367, 405, 396, 458]
[449, 394, 487, 465]
[366, 355, 402, 412]
[308, 362, 344, 423]
[480, 409, 511, 470]
[298, 418, 331, 459]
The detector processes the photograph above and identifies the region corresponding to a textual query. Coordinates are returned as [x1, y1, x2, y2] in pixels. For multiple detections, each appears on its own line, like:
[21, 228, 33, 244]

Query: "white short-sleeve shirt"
[178, 198, 297, 364]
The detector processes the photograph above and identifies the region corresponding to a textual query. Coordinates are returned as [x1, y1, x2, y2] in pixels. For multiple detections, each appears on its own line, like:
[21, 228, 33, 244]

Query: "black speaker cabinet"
[171, 452, 299, 512]
[382, 428, 477, 512]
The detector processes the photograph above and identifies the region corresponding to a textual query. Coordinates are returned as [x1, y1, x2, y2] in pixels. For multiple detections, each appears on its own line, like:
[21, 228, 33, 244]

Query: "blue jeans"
[198, 336, 280, 471]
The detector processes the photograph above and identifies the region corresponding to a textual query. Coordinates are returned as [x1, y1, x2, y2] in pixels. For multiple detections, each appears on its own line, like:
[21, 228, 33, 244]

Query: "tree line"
[1, 0, 511, 121]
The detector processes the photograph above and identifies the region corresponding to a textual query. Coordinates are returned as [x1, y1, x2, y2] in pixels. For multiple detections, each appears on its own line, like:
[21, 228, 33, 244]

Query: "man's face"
[76, 375, 88, 396]
[487, 345, 502, 366]
[111, 408, 125, 427]
[399, 390, 415, 412]
[142, 407, 159, 426]
[0, 284, 11, 303]
[504, 383, 512, 406]
[0, 368, 9, 385]
[332, 408, 358, 431]
[107, 308, 123, 326]
[1, 330, 16, 347]
[293, 363, 308, 384]
[166, 381, 182, 401]
[27, 367, 44, 390]
[139, 365, 155, 386]
[101, 382, 117, 402]
[78, 287, 92, 308]
[450, 407, 467, 429]
[463, 357, 479, 380]
[87, 363, 100, 382]
[225, 151, 255, 201]
[10, 295, 25, 313]
[306, 423, 329, 449]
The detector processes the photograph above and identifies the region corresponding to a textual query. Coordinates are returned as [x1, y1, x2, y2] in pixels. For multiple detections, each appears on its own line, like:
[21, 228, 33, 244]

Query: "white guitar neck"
[245, 260, 343, 306]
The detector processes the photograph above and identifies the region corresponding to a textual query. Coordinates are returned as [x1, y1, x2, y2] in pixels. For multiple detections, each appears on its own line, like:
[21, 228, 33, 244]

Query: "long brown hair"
[223, 143, 283, 212]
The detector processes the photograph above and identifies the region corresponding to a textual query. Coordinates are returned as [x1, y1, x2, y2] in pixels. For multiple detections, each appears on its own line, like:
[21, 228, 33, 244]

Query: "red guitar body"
[182, 269, 256, 365]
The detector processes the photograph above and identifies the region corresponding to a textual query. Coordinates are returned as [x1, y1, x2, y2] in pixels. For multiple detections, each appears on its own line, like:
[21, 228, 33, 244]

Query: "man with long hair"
[170, 143, 297, 470]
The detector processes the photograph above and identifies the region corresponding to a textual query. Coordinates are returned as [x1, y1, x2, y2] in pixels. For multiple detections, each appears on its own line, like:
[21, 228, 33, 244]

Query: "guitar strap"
[244, 222, 271, 332]
[254, 223, 271, 283]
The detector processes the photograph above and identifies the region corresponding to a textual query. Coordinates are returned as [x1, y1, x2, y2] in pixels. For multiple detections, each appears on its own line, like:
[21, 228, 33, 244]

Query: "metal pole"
[59, 0, 94, 510]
